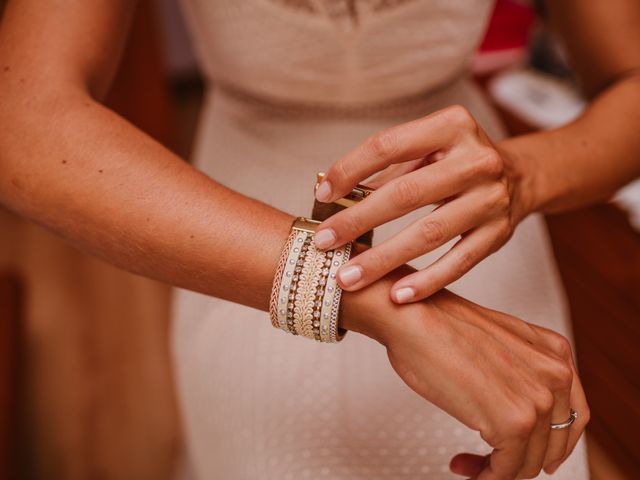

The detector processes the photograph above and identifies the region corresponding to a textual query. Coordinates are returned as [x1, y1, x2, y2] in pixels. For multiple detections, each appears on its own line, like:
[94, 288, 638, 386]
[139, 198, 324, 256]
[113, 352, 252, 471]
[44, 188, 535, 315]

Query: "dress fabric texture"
[172, 0, 590, 478]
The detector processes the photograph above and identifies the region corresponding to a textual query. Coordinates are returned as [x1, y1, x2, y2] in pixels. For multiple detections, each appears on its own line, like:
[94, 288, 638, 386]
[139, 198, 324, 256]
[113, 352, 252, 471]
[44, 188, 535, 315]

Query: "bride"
[1, 0, 639, 478]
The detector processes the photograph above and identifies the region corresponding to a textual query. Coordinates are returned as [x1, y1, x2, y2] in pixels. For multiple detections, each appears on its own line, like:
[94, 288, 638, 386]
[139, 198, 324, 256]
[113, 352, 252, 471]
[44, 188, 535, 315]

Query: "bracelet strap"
[269, 217, 352, 343]
[269, 230, 295, 329]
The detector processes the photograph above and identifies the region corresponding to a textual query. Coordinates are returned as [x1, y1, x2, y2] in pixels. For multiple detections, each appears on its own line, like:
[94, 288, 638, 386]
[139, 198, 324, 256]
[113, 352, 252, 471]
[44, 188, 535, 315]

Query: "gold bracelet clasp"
[292, 216, 321, 233]
[315, 172, 374, 208]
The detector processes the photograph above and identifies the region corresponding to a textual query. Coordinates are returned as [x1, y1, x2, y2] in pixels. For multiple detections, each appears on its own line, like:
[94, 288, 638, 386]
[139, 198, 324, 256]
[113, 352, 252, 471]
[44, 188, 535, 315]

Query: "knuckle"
[360, 246, 389, 274]
[417, 218, 447, 246]
[367, 129, 399, 160]
[506, 406, 537, 439]
[547, 331, 573, 360]
[454, 249, 477, 278]
[533, 390, 555, 416]
[479, 425, 498, 446]
[476, 148, 505, 177]
[344, 211, 365, 238]
[334, 158, 352, 183]
[390, 178, 424, 210]
[497, 218, 515, 242]
[549, 360, 574, 389]
[486, 182, 511, 212]
[443, 104, 476, 130]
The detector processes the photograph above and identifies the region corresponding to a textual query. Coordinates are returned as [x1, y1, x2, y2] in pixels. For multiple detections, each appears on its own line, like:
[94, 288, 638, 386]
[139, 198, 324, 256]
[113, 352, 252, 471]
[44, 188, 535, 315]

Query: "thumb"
[449, 453, 490, 477]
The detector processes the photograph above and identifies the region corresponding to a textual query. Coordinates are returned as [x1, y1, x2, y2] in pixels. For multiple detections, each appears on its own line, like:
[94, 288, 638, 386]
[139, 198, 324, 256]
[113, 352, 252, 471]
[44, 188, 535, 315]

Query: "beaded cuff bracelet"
[269, 217, 352, 343]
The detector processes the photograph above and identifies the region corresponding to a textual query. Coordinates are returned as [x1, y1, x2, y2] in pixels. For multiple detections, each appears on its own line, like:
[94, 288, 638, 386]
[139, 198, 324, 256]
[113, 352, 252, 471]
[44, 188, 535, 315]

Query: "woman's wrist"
[496, 136, 549, 221]
[339, 258, 418, 345]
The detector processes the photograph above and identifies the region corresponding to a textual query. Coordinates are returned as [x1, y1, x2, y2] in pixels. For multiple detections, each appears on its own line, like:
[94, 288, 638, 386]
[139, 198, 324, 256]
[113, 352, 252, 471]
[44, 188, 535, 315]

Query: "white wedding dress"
[172, 0, 590, 477]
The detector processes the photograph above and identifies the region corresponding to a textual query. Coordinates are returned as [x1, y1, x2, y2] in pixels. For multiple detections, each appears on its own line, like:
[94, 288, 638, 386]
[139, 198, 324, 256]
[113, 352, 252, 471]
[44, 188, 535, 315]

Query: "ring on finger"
[550, 409, 578, 430]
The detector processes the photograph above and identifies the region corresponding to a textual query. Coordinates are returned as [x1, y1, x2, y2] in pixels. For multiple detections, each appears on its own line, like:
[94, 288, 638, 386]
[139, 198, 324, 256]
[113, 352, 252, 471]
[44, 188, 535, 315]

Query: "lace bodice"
[179, 0, 495, 107]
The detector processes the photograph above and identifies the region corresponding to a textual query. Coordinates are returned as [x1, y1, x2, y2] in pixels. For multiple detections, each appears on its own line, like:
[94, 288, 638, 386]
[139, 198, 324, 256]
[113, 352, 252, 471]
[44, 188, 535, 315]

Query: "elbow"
[585, 66, 640, 99]
[0, 60, 100, 118]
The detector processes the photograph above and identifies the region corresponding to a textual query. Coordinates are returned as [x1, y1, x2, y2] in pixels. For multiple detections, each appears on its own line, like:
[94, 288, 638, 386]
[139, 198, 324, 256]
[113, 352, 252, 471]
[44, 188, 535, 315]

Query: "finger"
[316, 105, 477, 202]
[332, 191, 496, 291]
[365, 152, 447, 189]
[391, 221, 506, 302]
[531, 330, 589, 474]
[517, 394, 553, 478]
[545, 358, 590, 474]
[470, 396, 538, 480]
[313, 156, 482, 250]
[474, 441, 529, 480]
[362, 158, 425, 189]
[539, 386, 572, 477]
[530, 333, 572, 473]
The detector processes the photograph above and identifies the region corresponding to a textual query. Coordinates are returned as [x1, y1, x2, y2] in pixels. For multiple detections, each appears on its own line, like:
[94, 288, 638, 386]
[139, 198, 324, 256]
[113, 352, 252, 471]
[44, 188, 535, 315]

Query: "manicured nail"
[394, 287, 415, 303]
[314, 228, 336, 249]
[338, 264, 362, 287]
[315, 180, 332, 202]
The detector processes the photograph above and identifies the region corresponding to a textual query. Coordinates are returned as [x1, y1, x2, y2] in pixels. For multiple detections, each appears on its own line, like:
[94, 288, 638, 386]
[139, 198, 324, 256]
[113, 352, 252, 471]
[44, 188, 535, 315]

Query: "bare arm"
[504, 0, 640, 214]
[0, 0, 295, 311]
[311, 0, 640, 302]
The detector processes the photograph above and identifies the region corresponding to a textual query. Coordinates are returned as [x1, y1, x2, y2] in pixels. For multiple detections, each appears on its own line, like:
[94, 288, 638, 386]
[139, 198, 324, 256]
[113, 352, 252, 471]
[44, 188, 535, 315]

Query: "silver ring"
[551, 409, 578, 430]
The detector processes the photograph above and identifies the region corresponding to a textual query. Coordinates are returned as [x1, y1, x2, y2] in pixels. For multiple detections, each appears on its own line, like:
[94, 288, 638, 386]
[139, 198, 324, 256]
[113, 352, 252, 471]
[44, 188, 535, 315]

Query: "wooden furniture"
[0, 273, 22, 480]
[546, 205, 640, 479]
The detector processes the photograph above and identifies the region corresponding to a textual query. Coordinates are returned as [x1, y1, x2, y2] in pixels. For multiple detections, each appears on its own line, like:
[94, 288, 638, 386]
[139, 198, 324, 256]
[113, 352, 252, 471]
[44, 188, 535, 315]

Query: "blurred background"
[0, 0, 638, 479]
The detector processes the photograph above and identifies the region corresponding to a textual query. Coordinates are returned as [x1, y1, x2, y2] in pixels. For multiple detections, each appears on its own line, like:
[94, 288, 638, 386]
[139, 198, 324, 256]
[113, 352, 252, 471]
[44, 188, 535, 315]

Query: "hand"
[342, 265, 589, 480]
[313, 105, 533, 303]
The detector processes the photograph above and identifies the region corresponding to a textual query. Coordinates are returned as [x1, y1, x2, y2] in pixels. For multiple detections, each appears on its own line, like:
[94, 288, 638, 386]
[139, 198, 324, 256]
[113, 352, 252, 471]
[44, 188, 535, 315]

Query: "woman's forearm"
[0, 86, 295, 311]
[500, 72, 640, 216]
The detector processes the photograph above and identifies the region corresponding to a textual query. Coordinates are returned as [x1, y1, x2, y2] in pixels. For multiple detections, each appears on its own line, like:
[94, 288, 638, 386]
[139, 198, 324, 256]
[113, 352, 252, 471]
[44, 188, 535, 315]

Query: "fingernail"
[338, 264, 362, 287]
[314, 228, 336, 249]
[394, 287, 415, 303]
[315, 180, 332, 202]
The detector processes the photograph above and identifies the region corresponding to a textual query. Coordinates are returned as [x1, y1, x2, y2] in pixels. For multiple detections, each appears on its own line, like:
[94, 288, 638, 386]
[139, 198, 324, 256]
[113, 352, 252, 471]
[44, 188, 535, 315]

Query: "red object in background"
[474, 0, 537, 74]
[479, 0, 536, 53]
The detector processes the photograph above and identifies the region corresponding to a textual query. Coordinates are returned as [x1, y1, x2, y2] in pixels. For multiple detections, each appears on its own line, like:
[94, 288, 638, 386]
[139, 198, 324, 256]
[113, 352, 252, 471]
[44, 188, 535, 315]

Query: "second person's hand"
[313, 105, 535, 304]
[342, 264, 589, 479]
